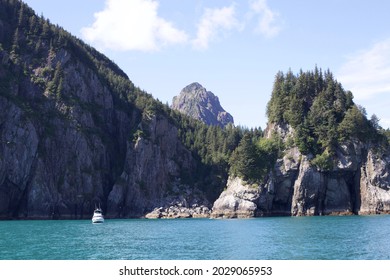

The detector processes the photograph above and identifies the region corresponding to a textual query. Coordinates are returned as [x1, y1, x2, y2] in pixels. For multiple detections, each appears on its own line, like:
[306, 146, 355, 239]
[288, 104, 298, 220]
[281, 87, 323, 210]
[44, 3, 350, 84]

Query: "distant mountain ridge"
[171, 82, 234, 127]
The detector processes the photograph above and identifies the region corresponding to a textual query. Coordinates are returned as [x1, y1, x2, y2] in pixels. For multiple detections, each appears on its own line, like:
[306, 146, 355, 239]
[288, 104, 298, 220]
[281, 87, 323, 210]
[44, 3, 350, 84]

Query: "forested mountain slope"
[0, 0, 243, 219]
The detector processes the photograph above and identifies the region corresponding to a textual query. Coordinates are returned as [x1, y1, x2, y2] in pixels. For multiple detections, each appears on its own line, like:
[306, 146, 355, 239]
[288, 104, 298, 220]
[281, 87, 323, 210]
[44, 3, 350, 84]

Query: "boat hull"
[92, 215, 104, 223]
[92, 208, 104, 223]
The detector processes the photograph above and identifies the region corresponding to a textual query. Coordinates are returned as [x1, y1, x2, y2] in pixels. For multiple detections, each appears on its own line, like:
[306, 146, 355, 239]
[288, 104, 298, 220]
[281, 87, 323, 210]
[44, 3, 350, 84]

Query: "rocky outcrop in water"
[171, 82, 234, 127]
[211, 177, 259, 218]
[212, 124, 390, 217]
[143, 182, 211, 219]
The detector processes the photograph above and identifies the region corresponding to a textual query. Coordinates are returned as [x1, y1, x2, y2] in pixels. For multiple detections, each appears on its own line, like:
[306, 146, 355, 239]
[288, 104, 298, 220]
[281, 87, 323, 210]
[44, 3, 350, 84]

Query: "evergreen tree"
[370, 114, 381, 130]
[338, 105, 371, 141]
[229, 133, 261, 182]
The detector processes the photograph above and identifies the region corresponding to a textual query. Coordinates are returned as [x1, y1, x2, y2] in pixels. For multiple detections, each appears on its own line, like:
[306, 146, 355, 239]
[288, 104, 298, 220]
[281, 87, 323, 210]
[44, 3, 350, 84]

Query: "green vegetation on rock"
[266, 68, 386, 156]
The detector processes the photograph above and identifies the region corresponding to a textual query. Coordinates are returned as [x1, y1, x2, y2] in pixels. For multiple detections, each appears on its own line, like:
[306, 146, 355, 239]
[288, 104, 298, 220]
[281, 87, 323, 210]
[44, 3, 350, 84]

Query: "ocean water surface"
[1, 215, 390, 260]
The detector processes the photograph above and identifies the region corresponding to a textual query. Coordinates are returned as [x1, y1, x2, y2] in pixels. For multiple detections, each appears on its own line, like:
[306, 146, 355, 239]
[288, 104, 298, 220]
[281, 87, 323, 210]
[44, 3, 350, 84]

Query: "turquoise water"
[1, 215, 390, 260]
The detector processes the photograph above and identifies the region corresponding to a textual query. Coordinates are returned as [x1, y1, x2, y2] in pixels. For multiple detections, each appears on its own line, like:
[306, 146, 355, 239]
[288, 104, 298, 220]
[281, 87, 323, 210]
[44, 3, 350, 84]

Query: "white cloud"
[249, 0, 281, 37]
[81, 0, 188, 52]
[338, 39, 390, 100]
[192, 5, 241, 50]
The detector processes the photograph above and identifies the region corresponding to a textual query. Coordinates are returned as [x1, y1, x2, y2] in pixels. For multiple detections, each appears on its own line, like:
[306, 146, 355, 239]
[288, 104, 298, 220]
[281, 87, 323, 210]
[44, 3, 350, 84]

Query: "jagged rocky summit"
[211, 123, 390, 218]
[171, 82, 234, 127]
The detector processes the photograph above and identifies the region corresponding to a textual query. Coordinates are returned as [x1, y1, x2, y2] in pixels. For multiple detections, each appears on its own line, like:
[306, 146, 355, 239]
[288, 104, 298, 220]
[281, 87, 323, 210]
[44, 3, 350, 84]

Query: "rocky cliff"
[0, 0, 214, 219]
[212, 124, 390, 218]
[171, 82, 234, 127]
[106, 114, 212, 218]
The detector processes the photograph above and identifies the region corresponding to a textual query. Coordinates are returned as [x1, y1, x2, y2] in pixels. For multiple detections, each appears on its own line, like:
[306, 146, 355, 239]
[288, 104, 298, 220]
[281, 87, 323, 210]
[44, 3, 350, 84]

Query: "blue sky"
[23, 0, 390, 129]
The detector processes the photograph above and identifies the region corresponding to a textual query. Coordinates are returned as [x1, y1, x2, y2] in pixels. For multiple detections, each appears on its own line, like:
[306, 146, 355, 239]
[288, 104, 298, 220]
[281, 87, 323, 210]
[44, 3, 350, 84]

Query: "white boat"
[92, 207, 104, 223]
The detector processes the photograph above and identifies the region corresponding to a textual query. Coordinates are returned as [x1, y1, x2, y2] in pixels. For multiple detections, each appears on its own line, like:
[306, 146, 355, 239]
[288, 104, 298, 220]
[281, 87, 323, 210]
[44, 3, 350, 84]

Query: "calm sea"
[1, 215, 390, 260]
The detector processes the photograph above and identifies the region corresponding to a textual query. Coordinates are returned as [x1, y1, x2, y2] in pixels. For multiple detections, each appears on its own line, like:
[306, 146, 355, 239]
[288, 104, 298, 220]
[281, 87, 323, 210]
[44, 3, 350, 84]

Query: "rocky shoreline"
[145, 205, 211, 219]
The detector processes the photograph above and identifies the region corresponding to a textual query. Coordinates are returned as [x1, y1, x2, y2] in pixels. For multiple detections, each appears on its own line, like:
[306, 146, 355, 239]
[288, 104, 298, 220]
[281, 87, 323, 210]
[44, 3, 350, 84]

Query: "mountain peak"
[183, 82, 203, 91]
[171, 83, 234, 127]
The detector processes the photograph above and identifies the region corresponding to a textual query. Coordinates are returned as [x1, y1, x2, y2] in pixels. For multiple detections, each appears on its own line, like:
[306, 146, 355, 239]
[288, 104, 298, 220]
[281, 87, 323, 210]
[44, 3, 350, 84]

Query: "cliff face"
[1, 45, 125, 218]
[107, 114, 211, 218]
[212, 124, 390, 218]
[171, 82, 234, 127]
[359, 151, 390, 214]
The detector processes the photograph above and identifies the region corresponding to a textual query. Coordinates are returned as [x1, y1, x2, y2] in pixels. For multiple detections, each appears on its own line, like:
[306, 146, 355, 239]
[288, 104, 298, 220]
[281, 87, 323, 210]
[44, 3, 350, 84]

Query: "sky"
[23, 0, 390, 129]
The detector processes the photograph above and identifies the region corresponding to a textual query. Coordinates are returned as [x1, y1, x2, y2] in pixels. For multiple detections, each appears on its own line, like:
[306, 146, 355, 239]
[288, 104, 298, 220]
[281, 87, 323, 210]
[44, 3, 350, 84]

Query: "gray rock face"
[1, 44, 124, 219]
[289, 156, 353, 216]
[359, 151, 390, 214]
[0, 44, 201, 219]
[211, 177, 260, 218]
[107, 115, 199, 218]
[171, 82, 234, 127]
[0, 97, 39, 216]
[212, 124, 390, 217]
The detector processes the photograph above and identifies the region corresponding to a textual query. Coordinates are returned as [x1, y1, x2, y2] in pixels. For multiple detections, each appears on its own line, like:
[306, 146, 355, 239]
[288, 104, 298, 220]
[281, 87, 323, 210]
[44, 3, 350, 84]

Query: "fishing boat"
[92, 206, 104, 223]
